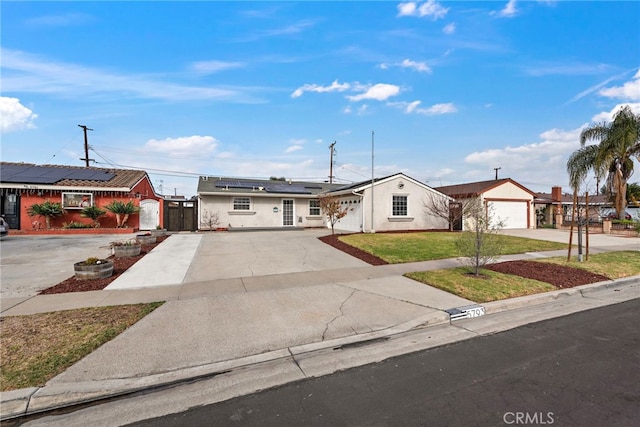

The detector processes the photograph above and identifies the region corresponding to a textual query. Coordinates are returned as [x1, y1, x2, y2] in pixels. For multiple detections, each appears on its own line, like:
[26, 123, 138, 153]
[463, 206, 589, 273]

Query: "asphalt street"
[128, 299, 640, 427]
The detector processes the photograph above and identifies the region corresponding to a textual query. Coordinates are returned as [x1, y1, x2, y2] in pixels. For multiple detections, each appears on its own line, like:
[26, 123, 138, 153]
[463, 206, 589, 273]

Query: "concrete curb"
[482, 275, 640, 315]
[0, 311, 450, 421]
[2, 276, 638, 421]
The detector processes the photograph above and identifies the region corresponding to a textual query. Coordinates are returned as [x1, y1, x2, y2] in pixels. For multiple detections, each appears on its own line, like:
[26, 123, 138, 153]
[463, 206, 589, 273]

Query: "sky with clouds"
[1, 1, 639, 197]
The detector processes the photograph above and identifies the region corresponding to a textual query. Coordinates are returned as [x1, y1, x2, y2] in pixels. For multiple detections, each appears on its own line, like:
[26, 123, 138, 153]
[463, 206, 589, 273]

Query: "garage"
[435, 178, 536, 231]
[488, 201, 529, 229]
[335, 197, 363, 232]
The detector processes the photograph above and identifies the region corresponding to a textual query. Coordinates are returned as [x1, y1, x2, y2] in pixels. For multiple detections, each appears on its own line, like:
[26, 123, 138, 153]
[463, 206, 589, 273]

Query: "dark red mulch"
[486, 260, 611, 289]
[39, 236, 169, 294]
[318, 234, 388, 265]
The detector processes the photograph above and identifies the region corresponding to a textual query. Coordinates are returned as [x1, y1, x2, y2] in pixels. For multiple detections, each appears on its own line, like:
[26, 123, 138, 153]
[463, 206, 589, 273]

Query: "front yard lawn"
[405, 251, 638, 304]
[405, 269, 555, 303]
[539, 251, 640, 279]
[0, 302, 163, 391]
[339, 232, 566, 264]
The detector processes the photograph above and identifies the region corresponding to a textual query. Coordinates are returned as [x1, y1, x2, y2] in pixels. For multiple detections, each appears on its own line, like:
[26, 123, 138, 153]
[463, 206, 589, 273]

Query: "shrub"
[27, 200, 65, 229]
[62, 221, 93, 229]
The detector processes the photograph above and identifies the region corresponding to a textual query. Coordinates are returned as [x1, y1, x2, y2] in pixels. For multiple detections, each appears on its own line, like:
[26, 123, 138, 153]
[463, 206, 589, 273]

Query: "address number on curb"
[445, 304, 486, 321]
[466, 306, 485, 318]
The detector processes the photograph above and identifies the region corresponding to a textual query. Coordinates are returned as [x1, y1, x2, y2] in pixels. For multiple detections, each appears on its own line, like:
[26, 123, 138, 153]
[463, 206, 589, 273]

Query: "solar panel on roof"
[264, 184, 311, 194]
[215, 180, 266, 189]
[0, 165, 115, 184]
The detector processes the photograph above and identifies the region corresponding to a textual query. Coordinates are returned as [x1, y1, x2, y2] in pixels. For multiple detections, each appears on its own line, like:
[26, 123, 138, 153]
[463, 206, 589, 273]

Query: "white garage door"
[489, 201, 528, 229]
[335, 200, 362, 232]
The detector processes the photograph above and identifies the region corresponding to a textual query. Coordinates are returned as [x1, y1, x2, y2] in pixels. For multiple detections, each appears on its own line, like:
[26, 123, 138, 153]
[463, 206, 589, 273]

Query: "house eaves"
[436, 178, 537, 198]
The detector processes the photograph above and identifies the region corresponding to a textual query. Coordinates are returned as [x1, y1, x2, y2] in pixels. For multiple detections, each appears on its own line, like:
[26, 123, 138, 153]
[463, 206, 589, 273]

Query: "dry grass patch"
[539, 251, 640, 279]
[0, 302, 163, 391]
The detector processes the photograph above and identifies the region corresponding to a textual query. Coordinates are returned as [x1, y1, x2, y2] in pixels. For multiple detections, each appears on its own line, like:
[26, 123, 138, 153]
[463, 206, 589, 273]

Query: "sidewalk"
[1, 230, 638, 421]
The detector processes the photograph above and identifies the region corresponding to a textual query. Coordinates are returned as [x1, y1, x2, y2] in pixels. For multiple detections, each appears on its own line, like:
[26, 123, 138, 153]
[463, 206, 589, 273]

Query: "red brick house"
[0, 162, 164, 232]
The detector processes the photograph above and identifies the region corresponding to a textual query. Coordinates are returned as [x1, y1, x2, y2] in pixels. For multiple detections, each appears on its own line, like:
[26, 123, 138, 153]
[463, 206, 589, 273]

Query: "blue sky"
[2, 1, 639, 197]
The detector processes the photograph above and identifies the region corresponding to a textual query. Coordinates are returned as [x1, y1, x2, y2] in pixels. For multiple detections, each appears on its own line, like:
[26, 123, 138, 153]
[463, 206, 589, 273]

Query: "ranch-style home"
[196, 173, 451, 232]
[435, 178, 537, 229]
[0, 162, 164, 232]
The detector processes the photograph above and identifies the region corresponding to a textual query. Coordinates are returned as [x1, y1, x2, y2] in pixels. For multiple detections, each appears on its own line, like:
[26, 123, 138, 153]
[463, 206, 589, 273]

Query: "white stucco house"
[435, 178, 537, 229]
[325, 173, 451, 232]
[196, 173, 451, 232]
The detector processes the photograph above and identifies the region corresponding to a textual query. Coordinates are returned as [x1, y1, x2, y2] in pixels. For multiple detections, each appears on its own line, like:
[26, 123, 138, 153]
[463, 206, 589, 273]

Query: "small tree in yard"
[80, 205, 106, 227]
[455, 197, 505, 276]
[424, 194, 477, 231]
[318, 194, 350, 235]
[200, 209, 221, 230]
[104, 200, 139, 228]
[28, 200, 65, 229]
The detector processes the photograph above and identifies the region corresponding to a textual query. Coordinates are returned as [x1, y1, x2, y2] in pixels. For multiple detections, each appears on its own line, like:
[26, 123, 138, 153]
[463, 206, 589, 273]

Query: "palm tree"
[567, 105, 640, 219]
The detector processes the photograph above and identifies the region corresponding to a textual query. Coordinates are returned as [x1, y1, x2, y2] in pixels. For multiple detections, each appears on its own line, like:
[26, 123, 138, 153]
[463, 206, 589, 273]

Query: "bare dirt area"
[40, 236, 169, 294]
[486, 260, 611, 289]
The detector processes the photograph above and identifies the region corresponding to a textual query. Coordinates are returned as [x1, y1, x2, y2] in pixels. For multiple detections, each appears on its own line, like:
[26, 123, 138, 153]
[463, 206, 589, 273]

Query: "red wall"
[17, 177, 164, 231]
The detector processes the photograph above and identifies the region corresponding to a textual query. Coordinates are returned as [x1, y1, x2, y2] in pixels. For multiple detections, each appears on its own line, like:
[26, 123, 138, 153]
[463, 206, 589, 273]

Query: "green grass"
[1, 302, 163, 391]
[340, 232, 567, 264]
[405, 268, 555, 303]
[539, 251, 640, 280]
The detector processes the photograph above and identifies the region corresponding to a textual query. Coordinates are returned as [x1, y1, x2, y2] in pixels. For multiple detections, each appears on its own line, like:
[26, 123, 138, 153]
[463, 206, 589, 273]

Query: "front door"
[282, 199, 294, 226]
[1, 192, 20, 229]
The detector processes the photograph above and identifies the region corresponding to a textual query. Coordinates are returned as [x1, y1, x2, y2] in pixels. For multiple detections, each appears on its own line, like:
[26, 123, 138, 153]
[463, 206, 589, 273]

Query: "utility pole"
[370, 130, 375, 233]
[328, 141, 336, 183]
[494, 167, 501, 180]
[78, 125, 94, 167]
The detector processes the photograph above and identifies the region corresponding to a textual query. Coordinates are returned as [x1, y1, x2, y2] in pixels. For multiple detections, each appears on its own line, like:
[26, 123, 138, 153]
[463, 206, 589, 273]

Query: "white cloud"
[591, 103, 640, 122]
[347, 84, 400, 102]
[285, 145, 303, 153]
[493, 0, 518, 18]
[379, 59, 431, 73]
[0, 97, 38, 133]
[463, 126, 586, 188]
[443, 23, 456, 35]
[144, 135, 218, 157]
[397, 1, 449, 20]
[1, 48, 252, 102]
[598, 69, 640, 101]
[291, 80, 351, 98]
[400, 59, 430, 72]
[390, 100, 457, 115]
[285, 138, 305, 153]
[26, 13, 94, 27]
[190, 60, 245, 74]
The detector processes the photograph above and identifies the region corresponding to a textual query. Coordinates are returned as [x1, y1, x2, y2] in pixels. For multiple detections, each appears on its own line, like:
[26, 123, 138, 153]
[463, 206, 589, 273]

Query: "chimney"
[551, 186, 562, 202]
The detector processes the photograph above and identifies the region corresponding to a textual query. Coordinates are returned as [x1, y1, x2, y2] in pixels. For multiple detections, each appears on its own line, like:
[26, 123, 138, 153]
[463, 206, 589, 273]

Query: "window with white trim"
[309, 199, 320, 215]
[233, 197, 251, 211]
[392, 195, 408, 216]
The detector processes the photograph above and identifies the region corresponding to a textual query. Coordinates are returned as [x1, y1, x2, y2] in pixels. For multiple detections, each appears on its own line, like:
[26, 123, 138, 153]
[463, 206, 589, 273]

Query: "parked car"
[605, 212, 632, 220]
[0, 216, 8, 238]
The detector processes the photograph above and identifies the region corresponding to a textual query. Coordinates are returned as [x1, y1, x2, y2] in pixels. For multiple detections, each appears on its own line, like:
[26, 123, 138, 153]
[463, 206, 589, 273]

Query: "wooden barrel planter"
[136, 234, 156, 245]
[74, 260, 114, 280]
[113, 244, 141, 258]
[151, 229, 167, 237]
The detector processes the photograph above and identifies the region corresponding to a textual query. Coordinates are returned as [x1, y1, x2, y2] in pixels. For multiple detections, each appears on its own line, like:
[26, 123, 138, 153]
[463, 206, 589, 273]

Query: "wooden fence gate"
[164, 200, 198, 232]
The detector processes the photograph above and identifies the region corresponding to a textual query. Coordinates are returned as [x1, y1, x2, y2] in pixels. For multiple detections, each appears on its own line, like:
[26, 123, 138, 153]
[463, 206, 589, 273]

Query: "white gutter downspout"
[352, 189, 365, 233]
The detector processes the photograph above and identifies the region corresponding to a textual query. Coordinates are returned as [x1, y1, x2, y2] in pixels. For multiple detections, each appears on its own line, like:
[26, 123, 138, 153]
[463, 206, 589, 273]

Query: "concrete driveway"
[183, 229, 369, 283]
[0, 234, 116, 298]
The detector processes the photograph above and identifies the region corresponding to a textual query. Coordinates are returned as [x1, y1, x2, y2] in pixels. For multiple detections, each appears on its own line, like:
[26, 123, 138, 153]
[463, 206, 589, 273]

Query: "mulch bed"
[485, 260, 611, 289]
[39, 236, 169, 294]
[318, 234, 388, 266]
